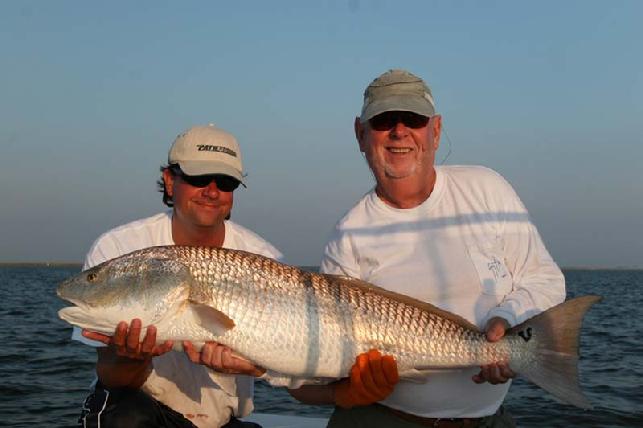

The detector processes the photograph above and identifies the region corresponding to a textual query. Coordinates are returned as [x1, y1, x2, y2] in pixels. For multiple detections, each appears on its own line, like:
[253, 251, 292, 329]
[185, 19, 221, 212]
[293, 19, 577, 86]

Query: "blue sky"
[1, 1, 641, 267]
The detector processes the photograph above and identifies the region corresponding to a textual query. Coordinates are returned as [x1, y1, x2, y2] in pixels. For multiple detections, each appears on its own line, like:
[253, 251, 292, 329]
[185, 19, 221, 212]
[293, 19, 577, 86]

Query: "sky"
[1, 1, 641, 268]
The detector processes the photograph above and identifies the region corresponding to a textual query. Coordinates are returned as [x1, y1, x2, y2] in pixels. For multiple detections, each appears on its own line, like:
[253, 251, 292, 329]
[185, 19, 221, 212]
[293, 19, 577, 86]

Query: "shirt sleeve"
[486, 176, 566, 326]
[258, 243, 284, 262]
[319, 225, 360, 278]
[226, 221, 284, 262]
[84, 233, 121, 269]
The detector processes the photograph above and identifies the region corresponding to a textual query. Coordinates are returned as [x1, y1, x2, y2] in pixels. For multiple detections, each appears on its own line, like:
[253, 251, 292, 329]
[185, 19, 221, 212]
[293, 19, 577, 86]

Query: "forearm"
[490, 268, 565, 325]
[500, 224, 566, 324]
[287, 384, 336, 405]
[95, 348, 153, 389]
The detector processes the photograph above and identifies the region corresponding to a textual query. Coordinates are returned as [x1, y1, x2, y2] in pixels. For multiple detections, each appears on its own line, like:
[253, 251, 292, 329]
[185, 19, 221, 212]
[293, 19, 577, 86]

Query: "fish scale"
[58, 245, 601, 408]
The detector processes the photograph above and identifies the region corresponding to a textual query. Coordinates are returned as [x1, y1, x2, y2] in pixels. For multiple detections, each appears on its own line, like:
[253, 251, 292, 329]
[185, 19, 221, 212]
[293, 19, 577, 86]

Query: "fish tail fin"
[508, 295, 602, 409]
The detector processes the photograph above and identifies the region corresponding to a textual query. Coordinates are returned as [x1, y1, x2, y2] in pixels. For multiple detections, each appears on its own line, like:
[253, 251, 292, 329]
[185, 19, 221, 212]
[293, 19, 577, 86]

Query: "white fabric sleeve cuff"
[484, 308, 518, 329]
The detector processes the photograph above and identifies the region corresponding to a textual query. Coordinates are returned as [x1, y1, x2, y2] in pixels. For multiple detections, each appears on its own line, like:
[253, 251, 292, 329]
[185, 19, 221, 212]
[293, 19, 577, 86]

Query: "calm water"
[0, 266, 641, 427]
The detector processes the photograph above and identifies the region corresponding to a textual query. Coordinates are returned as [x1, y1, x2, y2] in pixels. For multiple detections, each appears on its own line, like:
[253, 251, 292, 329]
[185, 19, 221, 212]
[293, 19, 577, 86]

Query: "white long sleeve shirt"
[321, 165, 565, 418]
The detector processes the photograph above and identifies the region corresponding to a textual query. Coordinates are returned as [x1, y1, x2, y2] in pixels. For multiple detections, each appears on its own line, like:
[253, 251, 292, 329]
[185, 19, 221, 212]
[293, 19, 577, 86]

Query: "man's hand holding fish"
[183, 340, 266, 377]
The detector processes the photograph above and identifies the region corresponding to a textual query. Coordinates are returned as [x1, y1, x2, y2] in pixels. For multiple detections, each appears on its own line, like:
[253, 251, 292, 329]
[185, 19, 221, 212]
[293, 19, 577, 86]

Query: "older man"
[289, 70, 565, 427]
[74, 124, 281, 428]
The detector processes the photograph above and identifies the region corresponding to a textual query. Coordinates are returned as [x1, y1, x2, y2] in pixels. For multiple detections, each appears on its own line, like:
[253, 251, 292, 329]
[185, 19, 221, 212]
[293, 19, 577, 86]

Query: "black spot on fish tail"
[518, 327, 533, 342]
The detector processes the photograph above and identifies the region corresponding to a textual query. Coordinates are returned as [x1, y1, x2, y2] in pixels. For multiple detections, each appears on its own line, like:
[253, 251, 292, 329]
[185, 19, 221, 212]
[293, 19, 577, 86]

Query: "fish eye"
[87, 273, 97, 282]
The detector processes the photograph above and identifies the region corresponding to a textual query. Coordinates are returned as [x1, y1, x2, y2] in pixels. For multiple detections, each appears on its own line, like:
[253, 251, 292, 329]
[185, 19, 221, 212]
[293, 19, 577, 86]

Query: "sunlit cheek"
[363, 151, 385, 177]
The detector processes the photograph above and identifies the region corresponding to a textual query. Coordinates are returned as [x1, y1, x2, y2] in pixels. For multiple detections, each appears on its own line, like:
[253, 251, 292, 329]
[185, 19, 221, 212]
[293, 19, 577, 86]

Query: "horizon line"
[0, 261, 640, 271]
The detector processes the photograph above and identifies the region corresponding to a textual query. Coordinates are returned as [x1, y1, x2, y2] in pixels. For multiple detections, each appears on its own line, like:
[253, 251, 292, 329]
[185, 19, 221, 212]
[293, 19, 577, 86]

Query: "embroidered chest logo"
[487, 256, 508, 280]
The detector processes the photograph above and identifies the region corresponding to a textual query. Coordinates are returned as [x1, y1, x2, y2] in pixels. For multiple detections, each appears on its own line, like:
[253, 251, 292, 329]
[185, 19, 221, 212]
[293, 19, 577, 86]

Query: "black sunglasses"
[368, 111, 430, 131]
[174, 169, 241, 192]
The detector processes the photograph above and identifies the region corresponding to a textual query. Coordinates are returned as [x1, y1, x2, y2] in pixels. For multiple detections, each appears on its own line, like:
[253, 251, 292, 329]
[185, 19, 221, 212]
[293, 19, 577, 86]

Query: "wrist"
[332, 379, 354, 409]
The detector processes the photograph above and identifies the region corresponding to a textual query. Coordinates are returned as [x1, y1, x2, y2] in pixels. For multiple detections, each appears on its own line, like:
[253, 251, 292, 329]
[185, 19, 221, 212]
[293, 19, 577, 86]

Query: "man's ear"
[163, 168, 175, 198]
[431, 115, 442, 150]
[355, 117, 366, 152]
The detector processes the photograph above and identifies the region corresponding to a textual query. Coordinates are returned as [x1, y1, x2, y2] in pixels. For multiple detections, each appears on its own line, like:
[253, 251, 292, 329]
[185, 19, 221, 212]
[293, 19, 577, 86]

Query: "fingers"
[381, 355, 399, 384]
[126, 319, 143, 353]
[364, 350, 398, 390]
[362, 350, 396, 399]
[200, 342, 219, 367]
[114, 319, 142, 358]
[183, 341, 199, 363]
[335, 359, 369, 409]
[226, 352, 265, 376]
[486, 326, 504, 342]
[355, 353, 379, 402]
[478, 318, 513, 384]
[112, 321, 129, 348]
[473, 362, 515, 385]
[366, 350, 387, 390]
[334, 349, 398, 409]
[485, 317, 509, 342]
[211, 343, 229, 369]
[499, 363, 516, 379]
[81, 330, 111, 345]
[220, 347, 236, 369]
[481, 364, 497, 383]
[84, 320, 171, 360]
[186, 342, 259, 375]
[113, 319, 172, 360]
[472, 370, 484, 384]
[157, 340, 174, 354]
[140, 325, 157, 355]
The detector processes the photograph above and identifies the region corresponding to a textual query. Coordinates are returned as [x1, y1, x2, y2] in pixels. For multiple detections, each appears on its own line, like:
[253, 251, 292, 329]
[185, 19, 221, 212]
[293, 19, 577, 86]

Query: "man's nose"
[202, 180, 220, 197]
[390, 120, 409, 138]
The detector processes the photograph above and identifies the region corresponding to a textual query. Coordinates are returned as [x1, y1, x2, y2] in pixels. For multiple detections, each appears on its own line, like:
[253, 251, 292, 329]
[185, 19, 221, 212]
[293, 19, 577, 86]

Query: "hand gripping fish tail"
[507, 295, 602, 409]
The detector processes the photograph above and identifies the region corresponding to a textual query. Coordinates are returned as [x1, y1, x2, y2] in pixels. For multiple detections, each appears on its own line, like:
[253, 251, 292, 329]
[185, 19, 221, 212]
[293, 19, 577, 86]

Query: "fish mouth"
[56, 291, 90, 308]
[58, 305, 115, 335]
[58, 305, 87, 323]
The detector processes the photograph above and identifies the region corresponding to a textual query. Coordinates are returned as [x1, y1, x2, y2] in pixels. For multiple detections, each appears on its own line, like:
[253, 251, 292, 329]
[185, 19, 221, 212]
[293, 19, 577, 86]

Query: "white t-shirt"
[321, 165, 565, 418]
[73, 211, 283, 428]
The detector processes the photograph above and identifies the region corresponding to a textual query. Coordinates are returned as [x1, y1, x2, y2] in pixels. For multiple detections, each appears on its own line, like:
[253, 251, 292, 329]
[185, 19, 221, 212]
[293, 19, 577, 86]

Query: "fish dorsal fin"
[187, 301, 236, 335]
[325, 274, 481, 333]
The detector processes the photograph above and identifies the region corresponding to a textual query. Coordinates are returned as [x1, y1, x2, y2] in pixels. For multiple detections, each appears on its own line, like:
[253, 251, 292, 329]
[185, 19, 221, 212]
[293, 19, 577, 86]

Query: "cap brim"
[177, 161, 245, 184]
[361, 95, 435, 122]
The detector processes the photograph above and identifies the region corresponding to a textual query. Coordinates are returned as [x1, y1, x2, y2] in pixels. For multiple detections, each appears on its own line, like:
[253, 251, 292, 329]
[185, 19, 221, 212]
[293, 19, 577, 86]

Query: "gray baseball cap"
[360, 69, 436, 123]
[168, 124, 245, 184]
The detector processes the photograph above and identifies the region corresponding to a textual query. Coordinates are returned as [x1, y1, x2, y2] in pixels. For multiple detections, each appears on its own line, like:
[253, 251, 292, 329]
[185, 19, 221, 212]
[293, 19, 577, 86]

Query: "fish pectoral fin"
[188, 302, 236, 334]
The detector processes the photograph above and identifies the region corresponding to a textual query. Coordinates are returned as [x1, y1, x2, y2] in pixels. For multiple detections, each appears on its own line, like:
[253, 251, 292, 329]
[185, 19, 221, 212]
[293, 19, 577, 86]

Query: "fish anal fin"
[398, 369, 434, 383]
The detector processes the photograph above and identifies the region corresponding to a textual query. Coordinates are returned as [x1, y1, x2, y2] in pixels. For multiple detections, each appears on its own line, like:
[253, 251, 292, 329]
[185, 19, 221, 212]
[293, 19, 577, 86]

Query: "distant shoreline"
[0, 262, 640, 271]
[0, 262, 83, 268]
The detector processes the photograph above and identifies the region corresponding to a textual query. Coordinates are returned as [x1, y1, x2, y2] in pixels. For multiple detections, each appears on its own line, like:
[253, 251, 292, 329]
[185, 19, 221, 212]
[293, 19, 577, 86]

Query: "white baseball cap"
[168, 124, 245, 184]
